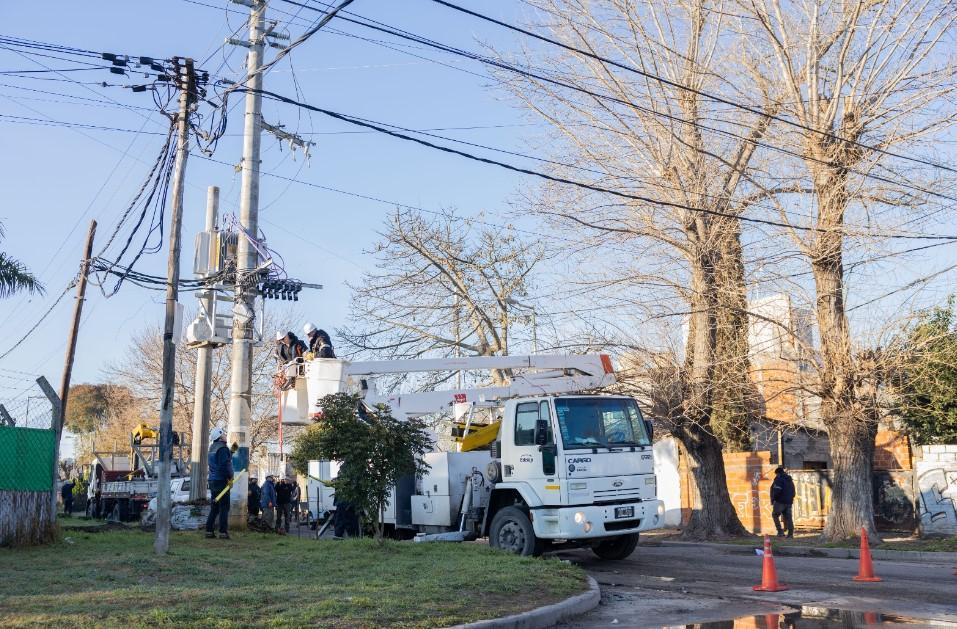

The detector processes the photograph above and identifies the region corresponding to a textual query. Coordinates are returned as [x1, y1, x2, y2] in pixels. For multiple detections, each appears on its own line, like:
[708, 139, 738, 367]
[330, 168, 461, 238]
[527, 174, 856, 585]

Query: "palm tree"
[0, 223, 43, 298]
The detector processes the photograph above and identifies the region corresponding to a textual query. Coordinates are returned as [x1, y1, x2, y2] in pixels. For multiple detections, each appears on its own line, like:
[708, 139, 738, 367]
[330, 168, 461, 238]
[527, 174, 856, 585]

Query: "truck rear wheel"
[592, 533, 639, 560]
[489, 506, 543, 556]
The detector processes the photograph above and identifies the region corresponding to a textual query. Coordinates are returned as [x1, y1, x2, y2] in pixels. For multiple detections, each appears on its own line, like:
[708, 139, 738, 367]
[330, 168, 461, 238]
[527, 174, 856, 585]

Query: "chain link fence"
[0, 425, 55, 491]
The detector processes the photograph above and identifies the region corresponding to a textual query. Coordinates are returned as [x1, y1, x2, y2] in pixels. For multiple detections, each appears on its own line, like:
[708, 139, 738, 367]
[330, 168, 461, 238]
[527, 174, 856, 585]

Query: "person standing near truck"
[205, 427, 233, 539]
[60, 478, 75, 516]
[260, 474, 277, 530]
[770, 466, 796, 538]
[275, 476, 293, 533]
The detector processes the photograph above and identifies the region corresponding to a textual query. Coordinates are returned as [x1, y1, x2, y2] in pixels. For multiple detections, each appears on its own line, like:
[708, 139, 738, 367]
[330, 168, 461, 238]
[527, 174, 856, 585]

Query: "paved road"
[553, 542, 957, 627]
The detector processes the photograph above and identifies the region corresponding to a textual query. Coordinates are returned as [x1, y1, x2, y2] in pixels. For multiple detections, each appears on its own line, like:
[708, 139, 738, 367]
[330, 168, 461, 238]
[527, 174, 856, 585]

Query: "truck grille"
[593, 488, 642, 502]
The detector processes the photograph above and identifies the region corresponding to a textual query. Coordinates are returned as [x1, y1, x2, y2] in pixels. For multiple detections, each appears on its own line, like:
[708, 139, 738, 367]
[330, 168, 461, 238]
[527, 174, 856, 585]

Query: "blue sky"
[2, 0, 957, 447]
[0, 0, 547, 432]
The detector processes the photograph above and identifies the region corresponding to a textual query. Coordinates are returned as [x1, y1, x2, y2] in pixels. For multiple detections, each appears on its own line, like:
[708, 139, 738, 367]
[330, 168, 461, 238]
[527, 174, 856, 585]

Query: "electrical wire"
[0, 280, 76, 362]
[428, 0, 957, 176]
[234, 84, 957, 241]
[276, 0, 957, 207]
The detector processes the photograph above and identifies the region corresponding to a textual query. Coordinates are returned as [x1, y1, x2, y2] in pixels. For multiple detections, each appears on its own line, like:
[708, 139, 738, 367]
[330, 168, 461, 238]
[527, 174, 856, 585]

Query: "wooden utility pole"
[155, 58, 196, 555]
[52, 219, 96, 518]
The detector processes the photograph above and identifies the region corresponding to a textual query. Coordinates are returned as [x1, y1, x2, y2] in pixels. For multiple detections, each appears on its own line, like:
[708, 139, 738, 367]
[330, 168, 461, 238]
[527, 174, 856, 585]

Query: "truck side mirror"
[534, 418, 549, 445]
[644, 419, 654, 443]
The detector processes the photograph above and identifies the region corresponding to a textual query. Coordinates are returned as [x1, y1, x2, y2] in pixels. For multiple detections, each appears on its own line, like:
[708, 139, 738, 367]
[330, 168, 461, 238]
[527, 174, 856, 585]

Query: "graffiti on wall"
[917, 466, 957, 535]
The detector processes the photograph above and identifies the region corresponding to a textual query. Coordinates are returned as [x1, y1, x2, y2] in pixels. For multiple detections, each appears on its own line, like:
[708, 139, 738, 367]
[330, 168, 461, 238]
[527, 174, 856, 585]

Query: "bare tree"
[107, 310, 299, 456]
[497, 0, 788, 537]
[740, 0, 957, 540]
[340, 208, 545, 387]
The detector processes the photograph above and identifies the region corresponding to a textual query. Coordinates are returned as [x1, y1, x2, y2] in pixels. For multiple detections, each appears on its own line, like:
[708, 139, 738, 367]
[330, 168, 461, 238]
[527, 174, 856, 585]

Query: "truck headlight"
[657, 503, 665, 517]
[574, 511, 586, 524]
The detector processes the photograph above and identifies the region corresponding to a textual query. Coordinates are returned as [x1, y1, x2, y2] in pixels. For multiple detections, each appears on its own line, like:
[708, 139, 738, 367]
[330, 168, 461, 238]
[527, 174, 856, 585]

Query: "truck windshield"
[554, 398, 650, 449]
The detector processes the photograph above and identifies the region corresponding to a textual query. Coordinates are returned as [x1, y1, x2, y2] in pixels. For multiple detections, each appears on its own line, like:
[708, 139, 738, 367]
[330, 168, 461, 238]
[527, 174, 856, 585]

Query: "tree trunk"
[677, 247, 748, 538]
[711, 219, 755, 451]
[823, 417, 879, 540]
[810, 162, 878, 541]
[678, 425, 748, 538]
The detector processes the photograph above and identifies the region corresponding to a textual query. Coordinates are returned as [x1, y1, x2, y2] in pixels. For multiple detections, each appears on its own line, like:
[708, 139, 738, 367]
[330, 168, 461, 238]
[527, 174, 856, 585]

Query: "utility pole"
[227, 0, 266, 527]
[52, 220, 96, 518]
[155, 58, 196, 555]
[189, 186, 220, 502]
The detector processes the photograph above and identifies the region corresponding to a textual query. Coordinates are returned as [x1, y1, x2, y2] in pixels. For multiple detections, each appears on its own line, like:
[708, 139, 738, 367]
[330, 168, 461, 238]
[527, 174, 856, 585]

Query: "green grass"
[57, 516, 116, 529]
[0, 529, 586, 628]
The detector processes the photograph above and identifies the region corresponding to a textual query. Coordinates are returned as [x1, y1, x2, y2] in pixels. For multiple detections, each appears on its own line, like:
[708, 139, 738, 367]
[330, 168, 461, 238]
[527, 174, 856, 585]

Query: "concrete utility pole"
[155, 58, 196, 555]
[226, 0, 266, 527]
[52, 220, 96, 518]
[189, 186, 220, 502]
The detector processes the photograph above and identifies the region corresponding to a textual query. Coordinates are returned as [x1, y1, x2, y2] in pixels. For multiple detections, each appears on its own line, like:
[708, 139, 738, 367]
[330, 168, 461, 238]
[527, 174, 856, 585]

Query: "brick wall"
[874, 429, 912, 471]
[724, 451, 776, 533]
[916, 445, 957, 536]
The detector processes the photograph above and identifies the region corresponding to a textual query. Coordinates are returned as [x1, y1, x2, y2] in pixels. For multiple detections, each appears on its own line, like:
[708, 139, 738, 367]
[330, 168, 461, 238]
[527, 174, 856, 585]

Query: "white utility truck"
[284, 354, 663, 558]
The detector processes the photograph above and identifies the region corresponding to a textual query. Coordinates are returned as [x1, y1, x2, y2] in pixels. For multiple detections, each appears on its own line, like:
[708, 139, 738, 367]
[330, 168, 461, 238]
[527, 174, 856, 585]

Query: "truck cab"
[484, 395, 662, 557]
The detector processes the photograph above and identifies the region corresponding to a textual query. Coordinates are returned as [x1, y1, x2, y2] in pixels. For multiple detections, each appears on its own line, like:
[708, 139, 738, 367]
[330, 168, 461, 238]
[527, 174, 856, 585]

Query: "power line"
[236, 84, 957, 242]
[429, 0, 957, 176]
[0, 280, 75, 362]
[277, 0, 957, 206]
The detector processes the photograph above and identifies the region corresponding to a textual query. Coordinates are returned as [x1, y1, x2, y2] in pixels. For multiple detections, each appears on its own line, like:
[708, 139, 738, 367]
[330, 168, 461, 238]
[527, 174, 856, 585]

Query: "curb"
[654, 540, 957, 564]
[445, 575, 601, 629]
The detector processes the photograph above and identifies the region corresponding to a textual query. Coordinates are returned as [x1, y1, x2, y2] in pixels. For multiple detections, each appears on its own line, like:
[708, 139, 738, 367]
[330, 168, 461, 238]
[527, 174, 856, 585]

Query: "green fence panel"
[0, 426, 54, 491]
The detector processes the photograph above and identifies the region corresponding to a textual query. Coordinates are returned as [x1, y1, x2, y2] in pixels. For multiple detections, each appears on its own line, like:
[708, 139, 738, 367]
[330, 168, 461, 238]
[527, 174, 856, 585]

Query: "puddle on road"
[673, 606, 957, 628]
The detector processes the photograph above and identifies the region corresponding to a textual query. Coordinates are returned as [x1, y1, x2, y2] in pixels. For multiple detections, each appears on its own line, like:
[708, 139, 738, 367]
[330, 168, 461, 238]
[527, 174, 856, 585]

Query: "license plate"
[614, 506, 634, 519]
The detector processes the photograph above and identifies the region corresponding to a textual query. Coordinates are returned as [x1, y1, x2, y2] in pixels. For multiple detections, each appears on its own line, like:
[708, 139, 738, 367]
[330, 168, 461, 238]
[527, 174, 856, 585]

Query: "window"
[515, 402, 539, 446]
[180, 480, 191, 492]
[554, 397, 651, 450]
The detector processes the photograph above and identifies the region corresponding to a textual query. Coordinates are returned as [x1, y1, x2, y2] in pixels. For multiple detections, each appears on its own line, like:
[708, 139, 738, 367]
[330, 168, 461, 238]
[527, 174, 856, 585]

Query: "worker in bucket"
[303, 323, 336, 359]
[205, 427, 234, 539]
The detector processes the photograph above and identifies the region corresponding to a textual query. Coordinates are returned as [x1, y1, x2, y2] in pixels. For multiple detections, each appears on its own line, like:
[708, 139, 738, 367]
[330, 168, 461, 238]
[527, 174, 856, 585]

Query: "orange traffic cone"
[753, 535, 789, 591]
[853, 527, 882, 582]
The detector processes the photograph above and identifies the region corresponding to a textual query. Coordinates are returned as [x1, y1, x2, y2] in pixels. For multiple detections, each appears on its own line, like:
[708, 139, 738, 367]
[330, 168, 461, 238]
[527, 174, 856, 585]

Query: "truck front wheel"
[592, 533, 639, 560]
[489, 506, 543, 557]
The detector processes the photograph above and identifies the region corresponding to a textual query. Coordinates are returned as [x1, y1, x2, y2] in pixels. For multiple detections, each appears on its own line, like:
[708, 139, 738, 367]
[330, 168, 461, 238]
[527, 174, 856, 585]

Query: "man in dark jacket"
[275, 477, 293, 533]
[303, 323, 336, 358]
[247, 477, 261, 518]
[205, 427, 234, 539]
[61, 479, 75, 515]
[260, 475, 277, 530]
[770, 466, 796, 538]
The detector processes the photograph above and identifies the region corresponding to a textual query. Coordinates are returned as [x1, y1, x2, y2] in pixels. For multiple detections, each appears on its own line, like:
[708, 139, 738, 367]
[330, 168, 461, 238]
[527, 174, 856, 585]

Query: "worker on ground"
[205, 427, 234, 539]
[247, 477, 261, 518]
[290, 480, 302, 521]
[260, 474, 277, 530]
[60, 478, 75, 516]
[303, 323, 336, 358]
[275, 476, 293, 533]
[770, 466, 796, 539]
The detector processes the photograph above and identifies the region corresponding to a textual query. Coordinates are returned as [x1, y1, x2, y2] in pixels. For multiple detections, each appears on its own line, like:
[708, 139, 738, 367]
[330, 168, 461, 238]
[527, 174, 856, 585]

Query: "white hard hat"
[275, 330, 286, 341]
[210, 427, 225, 442]
[303, 322, 317, 335]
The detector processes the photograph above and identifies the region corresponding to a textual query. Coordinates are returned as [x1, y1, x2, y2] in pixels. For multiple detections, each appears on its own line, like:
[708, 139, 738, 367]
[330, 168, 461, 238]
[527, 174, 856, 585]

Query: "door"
[507, 400, 557, 487]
